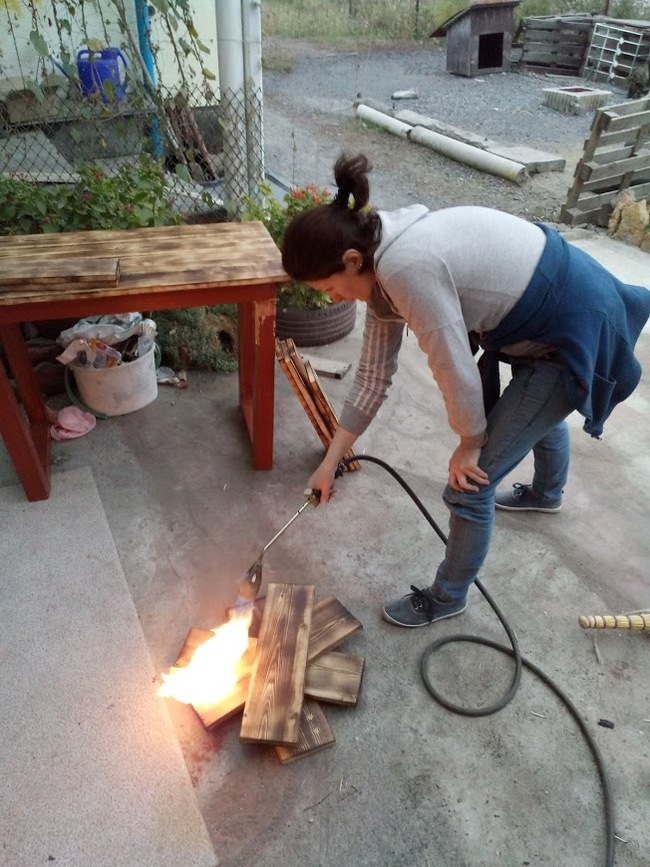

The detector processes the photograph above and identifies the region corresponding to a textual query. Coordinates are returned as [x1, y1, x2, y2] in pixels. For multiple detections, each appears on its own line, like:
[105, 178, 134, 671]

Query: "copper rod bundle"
[578, 613, 650, 631]
[275, 337, 360, 471]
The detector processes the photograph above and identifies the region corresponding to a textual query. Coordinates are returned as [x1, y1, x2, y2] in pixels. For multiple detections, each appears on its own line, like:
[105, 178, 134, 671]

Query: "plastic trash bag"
[57, 313, 156, 348]
[56, 313, 157, 369]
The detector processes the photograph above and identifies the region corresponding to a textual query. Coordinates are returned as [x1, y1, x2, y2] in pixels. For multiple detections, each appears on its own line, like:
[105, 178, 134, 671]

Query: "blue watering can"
[76, 47, 128, 102]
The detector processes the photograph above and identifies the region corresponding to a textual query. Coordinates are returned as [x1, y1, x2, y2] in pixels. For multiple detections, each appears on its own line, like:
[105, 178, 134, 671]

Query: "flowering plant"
[0, 154, 182, 236]
[241, 180, 333, 309]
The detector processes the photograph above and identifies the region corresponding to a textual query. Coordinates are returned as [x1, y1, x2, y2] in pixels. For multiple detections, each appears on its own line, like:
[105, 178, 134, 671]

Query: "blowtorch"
[234, 487, 321, 611]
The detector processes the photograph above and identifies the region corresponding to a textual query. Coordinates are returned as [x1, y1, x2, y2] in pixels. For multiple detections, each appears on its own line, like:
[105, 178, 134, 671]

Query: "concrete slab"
[0, 467, 218, 867]
[486, 143, 566, 173]
[0, 130, 78, 181]
[0, 231, 648, 866]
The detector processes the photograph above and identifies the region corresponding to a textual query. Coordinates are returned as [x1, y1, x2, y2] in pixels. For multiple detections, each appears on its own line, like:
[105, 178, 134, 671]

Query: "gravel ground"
[262, 38, 630, 222]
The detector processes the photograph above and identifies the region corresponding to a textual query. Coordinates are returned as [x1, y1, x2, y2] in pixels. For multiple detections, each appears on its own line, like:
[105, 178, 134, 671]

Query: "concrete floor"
[1, 231, 649, 866]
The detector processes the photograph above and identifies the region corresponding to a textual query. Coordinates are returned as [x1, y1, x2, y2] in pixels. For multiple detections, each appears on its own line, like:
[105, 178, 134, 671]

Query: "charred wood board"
[304, 650, 365, 706]
[0, 257, 120, 290]
[235, 593, 362, 656]
[308, 594, 363, 661]
[240, 583, 314, 746]
[275, 699, 335, 764]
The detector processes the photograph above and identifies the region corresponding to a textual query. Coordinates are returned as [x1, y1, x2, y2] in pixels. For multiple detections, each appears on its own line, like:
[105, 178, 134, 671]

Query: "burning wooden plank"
[304, 651, 365, 707]
[194, 641, 256, 729]
[170, 626, 258, 730]
[172, 594, 363, 734]
[275, 699, 335, 764]
[240, 583, 314, 746]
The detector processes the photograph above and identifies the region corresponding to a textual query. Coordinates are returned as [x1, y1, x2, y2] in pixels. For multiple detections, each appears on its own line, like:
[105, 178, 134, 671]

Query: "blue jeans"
[432, 357, 574, 603]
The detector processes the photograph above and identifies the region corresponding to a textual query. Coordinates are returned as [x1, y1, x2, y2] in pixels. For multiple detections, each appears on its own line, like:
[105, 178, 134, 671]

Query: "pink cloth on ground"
[48, 405, 96, 441]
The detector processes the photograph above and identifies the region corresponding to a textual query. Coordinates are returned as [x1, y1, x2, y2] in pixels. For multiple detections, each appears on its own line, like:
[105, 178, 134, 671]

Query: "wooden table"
[0, 222, 287, 502]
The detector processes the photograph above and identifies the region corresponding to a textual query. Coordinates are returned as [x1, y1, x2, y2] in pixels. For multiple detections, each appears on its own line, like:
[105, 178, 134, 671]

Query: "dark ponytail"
[281, 152, 381, 282]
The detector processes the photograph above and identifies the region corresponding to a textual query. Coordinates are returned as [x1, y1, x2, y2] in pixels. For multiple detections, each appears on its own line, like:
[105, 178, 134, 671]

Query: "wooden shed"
[431, 0, 521, 78]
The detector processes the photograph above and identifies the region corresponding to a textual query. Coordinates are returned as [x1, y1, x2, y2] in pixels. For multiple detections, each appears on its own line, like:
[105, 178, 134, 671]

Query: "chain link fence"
[0, 68, 264, 223]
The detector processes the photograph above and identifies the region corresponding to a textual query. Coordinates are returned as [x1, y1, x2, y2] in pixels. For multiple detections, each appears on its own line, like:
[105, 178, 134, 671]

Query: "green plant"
[241, 180, 334, 310]
[153, 305, 239, 373]
[0, 153, 183, 236]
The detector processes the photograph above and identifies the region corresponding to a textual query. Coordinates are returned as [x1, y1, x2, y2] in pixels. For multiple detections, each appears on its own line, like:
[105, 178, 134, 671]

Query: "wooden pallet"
[517, 15, 592, 75]
[560, 95, 650, 227]
[171, 589, 364, 762]
[276, 337, 360, 471]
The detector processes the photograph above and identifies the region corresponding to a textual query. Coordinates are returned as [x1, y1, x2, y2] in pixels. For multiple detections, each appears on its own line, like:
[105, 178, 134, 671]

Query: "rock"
[608, 194, 649, 247]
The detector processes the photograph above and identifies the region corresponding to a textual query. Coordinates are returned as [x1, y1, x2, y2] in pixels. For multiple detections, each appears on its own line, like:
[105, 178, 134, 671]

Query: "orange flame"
[158, 610, 252, 706]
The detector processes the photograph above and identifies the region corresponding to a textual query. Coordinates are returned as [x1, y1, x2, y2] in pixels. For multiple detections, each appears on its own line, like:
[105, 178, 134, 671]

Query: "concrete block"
[542, 85, 612, 116]
[0, 73, 68, 124]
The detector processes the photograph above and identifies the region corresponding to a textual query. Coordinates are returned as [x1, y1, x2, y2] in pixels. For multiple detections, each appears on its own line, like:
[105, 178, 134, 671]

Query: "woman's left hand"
[448, 444, 489, 492]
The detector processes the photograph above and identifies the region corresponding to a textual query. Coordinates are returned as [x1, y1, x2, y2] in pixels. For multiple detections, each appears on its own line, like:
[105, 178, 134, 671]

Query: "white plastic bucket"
[71, 344, 158, 416]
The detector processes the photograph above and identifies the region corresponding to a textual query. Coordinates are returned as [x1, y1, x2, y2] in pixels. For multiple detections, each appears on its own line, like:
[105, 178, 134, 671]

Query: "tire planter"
[275, 300, 357, 347]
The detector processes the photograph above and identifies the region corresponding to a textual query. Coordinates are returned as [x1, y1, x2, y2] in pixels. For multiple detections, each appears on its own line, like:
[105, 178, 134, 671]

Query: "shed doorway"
[478, 32, 504, 70]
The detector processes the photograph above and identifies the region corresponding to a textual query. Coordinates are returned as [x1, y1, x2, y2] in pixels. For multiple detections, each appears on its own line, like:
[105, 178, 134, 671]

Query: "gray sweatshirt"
[339, 204, 547, 441]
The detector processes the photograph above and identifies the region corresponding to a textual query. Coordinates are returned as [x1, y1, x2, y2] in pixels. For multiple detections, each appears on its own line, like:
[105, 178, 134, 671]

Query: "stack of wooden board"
[516, 15, 593, 75]
[172, 585, 364, 763]
[275, 337, 360, 471]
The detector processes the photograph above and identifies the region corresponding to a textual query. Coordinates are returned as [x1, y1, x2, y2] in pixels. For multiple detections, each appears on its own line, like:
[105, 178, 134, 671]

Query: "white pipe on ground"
[356, 104, 412, 138]
[409, 126, 528, 185]
[355, 103, 528, 186]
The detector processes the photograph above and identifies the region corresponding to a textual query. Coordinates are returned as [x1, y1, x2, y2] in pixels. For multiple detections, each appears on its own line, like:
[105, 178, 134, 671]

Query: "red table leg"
[0, 323, 51, 501]
[238, 291, 275, 470]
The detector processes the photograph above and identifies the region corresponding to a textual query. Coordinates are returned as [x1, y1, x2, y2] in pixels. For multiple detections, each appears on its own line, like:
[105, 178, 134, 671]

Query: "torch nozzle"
[234, 488, 320, 608]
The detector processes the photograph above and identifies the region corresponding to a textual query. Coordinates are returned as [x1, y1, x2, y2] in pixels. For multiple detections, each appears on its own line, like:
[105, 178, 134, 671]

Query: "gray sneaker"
[382, 586, 467, 628]
[495, 482, 562, 513]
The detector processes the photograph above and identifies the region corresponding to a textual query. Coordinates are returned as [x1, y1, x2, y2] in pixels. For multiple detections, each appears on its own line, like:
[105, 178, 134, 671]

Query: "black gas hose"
[339, 453, 615, 867]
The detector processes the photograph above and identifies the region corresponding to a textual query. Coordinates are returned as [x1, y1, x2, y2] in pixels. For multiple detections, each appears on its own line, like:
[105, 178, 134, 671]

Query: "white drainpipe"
[242, 0, 265, 200]
[215, 0, 248, 213]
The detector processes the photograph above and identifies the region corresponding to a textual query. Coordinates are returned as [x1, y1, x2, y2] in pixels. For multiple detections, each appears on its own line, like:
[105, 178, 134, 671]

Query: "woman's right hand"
[308, 426, 359, 504]
[308, 461, 338, 504]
